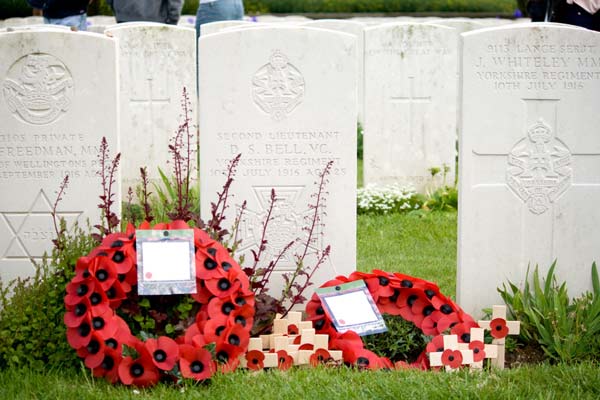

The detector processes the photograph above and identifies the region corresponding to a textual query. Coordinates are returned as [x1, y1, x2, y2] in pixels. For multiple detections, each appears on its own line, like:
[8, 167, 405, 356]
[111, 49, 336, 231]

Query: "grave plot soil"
[505, 343, 547, 368]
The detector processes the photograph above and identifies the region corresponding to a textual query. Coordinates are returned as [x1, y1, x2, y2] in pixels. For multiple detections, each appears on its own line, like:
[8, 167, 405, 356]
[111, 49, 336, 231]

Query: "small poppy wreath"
[304, 270, 478, 370]
[64, 220, 255, 387]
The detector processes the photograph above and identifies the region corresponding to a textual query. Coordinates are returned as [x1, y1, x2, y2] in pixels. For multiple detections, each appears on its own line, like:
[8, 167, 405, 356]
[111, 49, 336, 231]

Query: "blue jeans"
[44, 13, 87, 31]
[195, 0, 244, 38]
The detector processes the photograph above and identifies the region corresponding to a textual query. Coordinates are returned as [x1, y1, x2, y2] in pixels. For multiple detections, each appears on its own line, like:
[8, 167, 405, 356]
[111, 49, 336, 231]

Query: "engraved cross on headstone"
[388, 76, 431, 146]
[129, 77, 170, 140]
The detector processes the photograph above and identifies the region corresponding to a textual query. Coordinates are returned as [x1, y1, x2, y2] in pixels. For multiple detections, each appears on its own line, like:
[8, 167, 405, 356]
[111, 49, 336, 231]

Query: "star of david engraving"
[236, 186, 322, 271]
[1, 189, 82, 260]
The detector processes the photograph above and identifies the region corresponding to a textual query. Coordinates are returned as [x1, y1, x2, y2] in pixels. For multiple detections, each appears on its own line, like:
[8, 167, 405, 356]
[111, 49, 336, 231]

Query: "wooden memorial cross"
[457, 327, 498, 370]
[428, 334, 474, 371]
[478, 305, 520, 369]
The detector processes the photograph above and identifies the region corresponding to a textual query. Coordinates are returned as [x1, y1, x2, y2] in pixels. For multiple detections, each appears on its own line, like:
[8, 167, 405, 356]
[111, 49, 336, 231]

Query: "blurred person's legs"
[195, 0, 244, 38]
[44, 13, 87, 31]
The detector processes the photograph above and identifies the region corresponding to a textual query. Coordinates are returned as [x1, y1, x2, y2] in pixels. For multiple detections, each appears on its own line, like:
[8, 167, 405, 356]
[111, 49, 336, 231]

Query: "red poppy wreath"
[304, 270, 478, 370]
[64, 220, 255, 387]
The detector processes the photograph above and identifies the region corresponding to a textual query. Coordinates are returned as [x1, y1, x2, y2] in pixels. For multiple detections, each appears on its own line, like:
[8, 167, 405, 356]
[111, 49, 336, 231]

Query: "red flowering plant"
[304, 270, 479, 370]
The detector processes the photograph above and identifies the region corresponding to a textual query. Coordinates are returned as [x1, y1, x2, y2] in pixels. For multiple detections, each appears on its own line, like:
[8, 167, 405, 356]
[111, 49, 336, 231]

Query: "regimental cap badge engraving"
[252, 50, 305, 121]
[3, 53, 73, 125]
[507, 118, 572, 215]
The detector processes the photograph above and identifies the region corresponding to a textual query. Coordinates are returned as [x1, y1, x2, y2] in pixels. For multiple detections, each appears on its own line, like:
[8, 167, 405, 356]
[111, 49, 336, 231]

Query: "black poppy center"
[461, 333, 471, 343]
[106, 287, 116, 299]
[153, 350, 167, 362]
[423, 305, 435, 316]
[316, 306, 325, 315]
[76, 284, 88, 296]
[105, 338, 118, 349]
[235, 316, 246, 327]
[279, 357, 286, 364]
[130, 363, 144, 378]
[221, 262, 232, 271]
[407, 294, 418, 307]
[473, 348, 480, 354]
[390, 290, 400, 302]
[204, 258, 217, 270]
[82, 271, 90, 279]
[216, 326, 225, 337]
[111, 240, 124, 249]
[90, 293, 102, 305]
[87, 339, 101, 354]
[235, 297, 246, 306]
[191, 361, 204, 373]
[251, 358, 260, 365]
[440, 304, 453, 315]
[495, 325, 503, 331]
[228, 334, 240, 346]
[96, 269, 109, 282]
[112, 251, 125, 263]
[78, 322, 91, 337]
[357, 357, 370, 367]
[207, 247, 217, 256]
[216, 351, 229, 363]
[448, 355, 455, 362]
[221, 302, 235, 315]
[101, 355, 115, 370]
[74, 303, 87, 317]
[378, 276, 389, 286]
[92, 317, 105, 330]
[400, 279, 413, 288]
[425, 289, 436, 299]
[218, 278, 231, 291]
[314, 319, 325, 330]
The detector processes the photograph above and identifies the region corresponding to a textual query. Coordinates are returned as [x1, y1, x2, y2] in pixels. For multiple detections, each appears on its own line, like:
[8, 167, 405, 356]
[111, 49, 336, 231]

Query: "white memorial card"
[136, 229, 196, 295]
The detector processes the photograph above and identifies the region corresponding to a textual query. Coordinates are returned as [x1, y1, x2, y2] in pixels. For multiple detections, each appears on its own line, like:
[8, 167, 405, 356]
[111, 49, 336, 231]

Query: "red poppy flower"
[64, 277, 96, 306]
[451, 320, 479, 343]
[287, 324, 299, 335]
[97, 236, 136, 275]
[118, 354, 159, 387]
[215, 343, 243, 368]
[223, 324, 250, 351]
[76, 331, 106, 369]
[436, 312, 460, 334]
[105, 280, 127, 307]
[277, 350, 294, 371]
[305, 299, 327, 320]
[441, 349, 462, 369]
[179, 344, 214, 380]
[90, 307, 118, 340]
[490, 318, 509, 339]
[397, 289, 427, 323]
[310, 349, 332, 367]
[66, 318, 92, 349]
[228, 304, 254, 330]
[145, 336, 179, 371]
[203, 318, 228, 344]
[92, 347, 122, 383]
[425, 335, 445, 354]
[421, 311, 444, 336]
[372, 270, 396, 297]
[195, 250, 227, 280]
[299, 343, 314, 351]
[64, 298, 93, 328]
[245, 350, 265, 370]
[87, 255, 118, 291]
[353, 349, 382, 370]
[72, 256, 92, 283]
[378, 292, 403, 316]
[207, 296, 237, 320]
[205, 269, 243, 298]
[469, 340, 486, 362]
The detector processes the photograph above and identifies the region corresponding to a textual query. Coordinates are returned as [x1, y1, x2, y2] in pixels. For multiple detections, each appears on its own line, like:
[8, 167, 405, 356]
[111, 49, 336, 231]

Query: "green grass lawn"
[1, 211, 599, 398]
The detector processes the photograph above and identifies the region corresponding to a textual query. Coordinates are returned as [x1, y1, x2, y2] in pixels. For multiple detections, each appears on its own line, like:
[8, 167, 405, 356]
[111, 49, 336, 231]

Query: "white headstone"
[458, 23, 600, 316]
[363, 23, 458, 192]
[301, 19, 366, 123]
[105, 23, 197, 190]
[0, 30, 120, 283]
[199, 27, 357, 299]
[428, 18, 485, 35]
[200, 20, 254, 36]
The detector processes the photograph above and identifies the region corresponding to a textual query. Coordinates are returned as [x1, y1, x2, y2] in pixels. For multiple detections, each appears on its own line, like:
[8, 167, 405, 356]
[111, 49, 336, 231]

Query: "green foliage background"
[2, 0, 520, 19]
